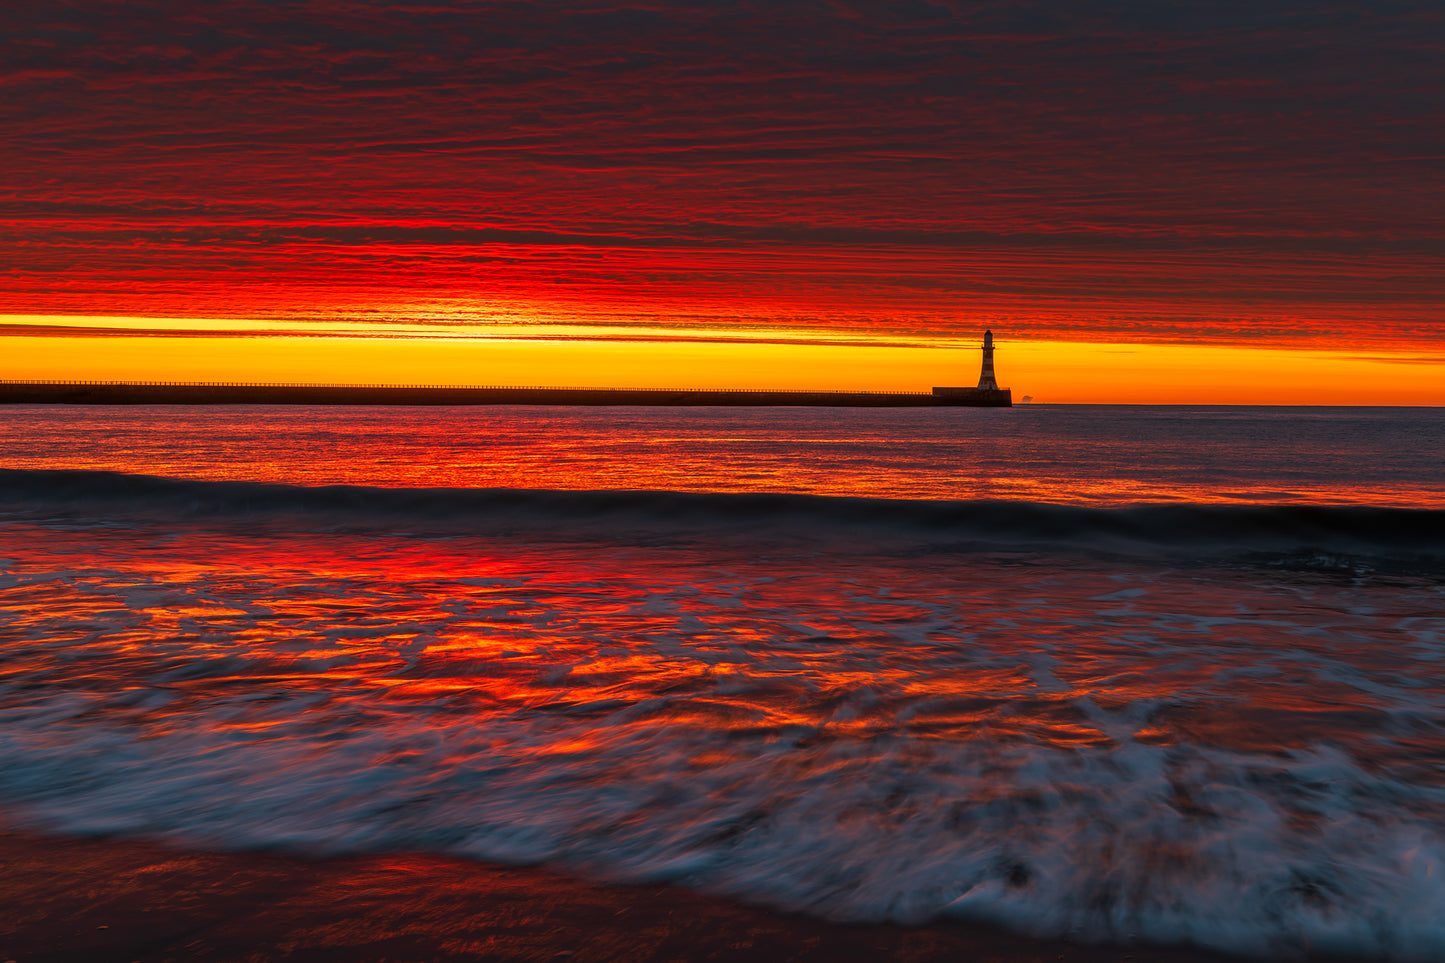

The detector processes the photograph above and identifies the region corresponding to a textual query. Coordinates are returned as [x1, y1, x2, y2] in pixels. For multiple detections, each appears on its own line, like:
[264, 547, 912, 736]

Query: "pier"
[0, 381, 1012, 407]
[1, 331, 1012, 407]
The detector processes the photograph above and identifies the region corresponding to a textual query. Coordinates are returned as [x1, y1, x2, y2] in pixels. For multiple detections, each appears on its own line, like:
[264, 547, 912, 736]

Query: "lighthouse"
[976, 329, 999, 390]
[929, 330, 1011, 405]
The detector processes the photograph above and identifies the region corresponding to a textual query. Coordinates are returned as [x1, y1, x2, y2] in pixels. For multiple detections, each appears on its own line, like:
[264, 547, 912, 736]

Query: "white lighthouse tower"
[977, 329, 999, 390]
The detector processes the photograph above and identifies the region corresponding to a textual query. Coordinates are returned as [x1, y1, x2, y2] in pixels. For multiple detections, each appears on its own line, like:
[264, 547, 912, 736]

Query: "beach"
[2, 831, 1248, 962]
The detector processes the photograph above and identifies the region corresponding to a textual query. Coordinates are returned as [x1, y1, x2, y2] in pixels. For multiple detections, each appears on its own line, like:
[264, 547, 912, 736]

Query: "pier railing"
[0, 380, 936, 396]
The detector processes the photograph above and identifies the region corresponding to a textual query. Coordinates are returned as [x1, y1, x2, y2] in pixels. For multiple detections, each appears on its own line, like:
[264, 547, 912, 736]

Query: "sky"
[2, 1, 1442, 402]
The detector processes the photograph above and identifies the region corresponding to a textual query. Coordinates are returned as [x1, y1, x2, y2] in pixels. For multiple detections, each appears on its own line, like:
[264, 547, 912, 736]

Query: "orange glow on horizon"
[2, 318, 1441, 405]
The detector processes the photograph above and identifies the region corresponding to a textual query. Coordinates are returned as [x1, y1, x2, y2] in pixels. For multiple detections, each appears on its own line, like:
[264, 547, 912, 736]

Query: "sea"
[1, 404, 1443, 960]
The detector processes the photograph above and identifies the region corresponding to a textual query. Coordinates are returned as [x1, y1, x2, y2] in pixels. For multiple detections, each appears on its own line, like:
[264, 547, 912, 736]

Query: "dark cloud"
[1, 0, 1441, 346]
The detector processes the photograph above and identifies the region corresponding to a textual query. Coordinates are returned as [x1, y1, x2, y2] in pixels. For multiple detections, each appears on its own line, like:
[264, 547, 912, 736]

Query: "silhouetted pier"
[0, 381, 1013, 407]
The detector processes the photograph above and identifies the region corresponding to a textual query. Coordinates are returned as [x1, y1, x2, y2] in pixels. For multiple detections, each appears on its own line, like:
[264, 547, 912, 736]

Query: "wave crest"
[2, 468, 1441, 566]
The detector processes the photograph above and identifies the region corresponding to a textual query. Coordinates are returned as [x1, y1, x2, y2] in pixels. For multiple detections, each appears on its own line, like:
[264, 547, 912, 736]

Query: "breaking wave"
[2, 468, 1442, 569]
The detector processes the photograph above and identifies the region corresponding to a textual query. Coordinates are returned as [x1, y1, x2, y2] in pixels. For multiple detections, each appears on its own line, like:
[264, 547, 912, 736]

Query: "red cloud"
[0, 1, 1440, 348]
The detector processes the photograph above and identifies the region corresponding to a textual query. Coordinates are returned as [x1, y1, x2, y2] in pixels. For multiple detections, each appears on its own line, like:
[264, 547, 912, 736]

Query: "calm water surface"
[1, 404, 1443, 959]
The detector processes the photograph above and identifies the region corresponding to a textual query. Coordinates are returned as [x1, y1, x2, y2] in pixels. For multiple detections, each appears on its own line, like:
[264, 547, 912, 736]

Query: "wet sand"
[0, 831, 1290, 963]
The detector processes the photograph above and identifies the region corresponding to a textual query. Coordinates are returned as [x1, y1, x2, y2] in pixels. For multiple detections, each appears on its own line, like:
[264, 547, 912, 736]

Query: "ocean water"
[1, 404, 1443, 959]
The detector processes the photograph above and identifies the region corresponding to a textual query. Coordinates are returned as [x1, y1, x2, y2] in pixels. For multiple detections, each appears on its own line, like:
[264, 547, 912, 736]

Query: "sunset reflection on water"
[3, 517, 1436, 777]
[0, 404, 1441, 506]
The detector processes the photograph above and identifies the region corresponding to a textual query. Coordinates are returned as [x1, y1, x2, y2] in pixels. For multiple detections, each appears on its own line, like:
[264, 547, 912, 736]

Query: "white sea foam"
[2, 683, 1444, 959]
